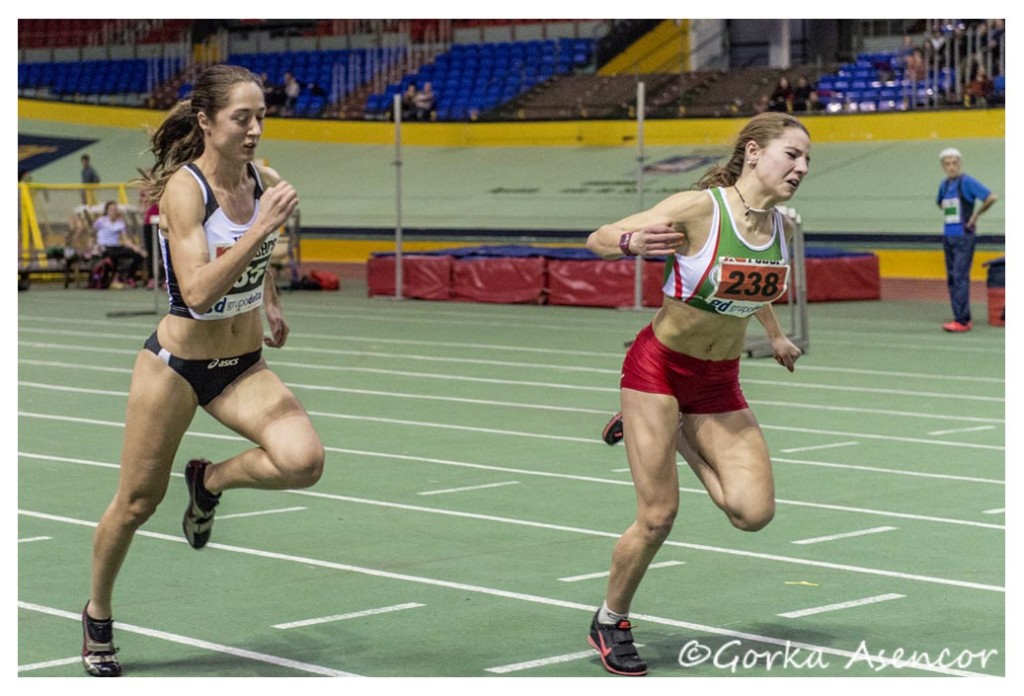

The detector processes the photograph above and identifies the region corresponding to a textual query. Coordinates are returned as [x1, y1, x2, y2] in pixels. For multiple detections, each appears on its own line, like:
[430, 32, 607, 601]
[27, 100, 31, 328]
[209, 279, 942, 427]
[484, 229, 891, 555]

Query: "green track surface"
[18, 282, 1004, 681]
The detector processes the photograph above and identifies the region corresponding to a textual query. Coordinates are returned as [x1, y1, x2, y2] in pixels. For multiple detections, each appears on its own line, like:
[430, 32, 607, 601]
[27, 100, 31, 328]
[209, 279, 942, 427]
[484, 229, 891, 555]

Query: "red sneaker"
[587, 612, 648, 676]
[942, 321, 972, 332]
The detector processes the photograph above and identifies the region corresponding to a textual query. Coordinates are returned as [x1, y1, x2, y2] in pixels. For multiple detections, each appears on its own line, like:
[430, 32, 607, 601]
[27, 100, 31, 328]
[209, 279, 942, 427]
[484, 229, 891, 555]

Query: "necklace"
[733, 185, 771, 217]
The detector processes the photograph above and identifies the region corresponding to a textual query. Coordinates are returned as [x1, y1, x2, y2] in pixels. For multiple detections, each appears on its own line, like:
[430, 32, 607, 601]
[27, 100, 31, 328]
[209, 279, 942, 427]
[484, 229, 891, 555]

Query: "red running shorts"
[619, 324, 749, 414]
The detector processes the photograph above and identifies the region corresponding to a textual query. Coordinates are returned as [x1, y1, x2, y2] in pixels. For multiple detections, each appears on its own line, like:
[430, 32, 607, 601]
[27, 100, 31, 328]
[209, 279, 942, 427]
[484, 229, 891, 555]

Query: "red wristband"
[619, 232, 635, 256]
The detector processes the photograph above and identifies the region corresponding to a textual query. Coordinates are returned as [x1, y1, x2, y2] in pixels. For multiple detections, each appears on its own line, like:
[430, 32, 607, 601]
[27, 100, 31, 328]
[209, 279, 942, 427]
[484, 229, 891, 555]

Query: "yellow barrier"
[18, 182, 134, 262]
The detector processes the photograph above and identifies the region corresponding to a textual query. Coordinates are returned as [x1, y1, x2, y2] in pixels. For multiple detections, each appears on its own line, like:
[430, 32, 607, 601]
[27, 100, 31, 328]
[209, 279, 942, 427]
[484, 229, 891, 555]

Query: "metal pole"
[633, 80, 645, 310]
[393, 92, 404, 300]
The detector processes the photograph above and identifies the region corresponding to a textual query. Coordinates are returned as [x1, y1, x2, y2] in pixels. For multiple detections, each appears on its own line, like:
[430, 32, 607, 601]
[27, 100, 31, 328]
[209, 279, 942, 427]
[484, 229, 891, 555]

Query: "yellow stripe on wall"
[19, 99, 1004, 147]
[874, 249, 1004, 281]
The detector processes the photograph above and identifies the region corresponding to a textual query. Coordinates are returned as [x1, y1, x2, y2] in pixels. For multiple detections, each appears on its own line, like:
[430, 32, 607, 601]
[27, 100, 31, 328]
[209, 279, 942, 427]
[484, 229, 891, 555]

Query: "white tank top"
[161, 162, 278, 320]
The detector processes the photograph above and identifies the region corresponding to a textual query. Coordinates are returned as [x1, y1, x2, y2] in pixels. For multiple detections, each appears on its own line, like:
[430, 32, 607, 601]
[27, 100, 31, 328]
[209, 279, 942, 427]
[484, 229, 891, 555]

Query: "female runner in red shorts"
[584, 112, 809, 676]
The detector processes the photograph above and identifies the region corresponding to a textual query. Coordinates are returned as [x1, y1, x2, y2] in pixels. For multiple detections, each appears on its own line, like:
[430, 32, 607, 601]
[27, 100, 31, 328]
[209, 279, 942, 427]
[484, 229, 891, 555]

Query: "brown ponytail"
[137, 64, 262, 202]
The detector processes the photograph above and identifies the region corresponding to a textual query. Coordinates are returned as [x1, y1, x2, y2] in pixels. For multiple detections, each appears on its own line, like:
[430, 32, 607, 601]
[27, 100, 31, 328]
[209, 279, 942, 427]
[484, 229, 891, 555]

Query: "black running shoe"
[601, 412, 624, 446]
[81, 603, 121, 677]
[587, 612, 648, 676]
[183, 458, 219, 549]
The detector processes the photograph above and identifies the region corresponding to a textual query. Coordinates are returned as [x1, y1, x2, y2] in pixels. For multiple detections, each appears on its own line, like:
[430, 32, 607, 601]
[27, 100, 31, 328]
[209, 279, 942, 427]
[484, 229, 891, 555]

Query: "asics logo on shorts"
[208, 357, 240, 369]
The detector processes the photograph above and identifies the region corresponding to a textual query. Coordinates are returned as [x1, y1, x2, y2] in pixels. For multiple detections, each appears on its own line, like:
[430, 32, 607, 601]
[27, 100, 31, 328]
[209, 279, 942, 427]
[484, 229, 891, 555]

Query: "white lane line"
[312, 411, 604, 444]
[631, 456, 1002, 485]
[762, 424, 1002, 451]
[18, 441, 1006, 599]
[19, 356, 617, 394]
[291, 383, 611, 414]
[486, 644, 648, 674]
[20, 446, 1006, 540]
[19, 406, 1005, 455]
[418, 481, 519, 496]
[18, 601, 359, 677]
[19, 376, 613, 415]
[743, 378, 1002, 403]
[20, 345, 1006, 401]
[16, 511, 989, 676]
[559, 560, 684, 583]
[18, 320, 1007, 383]
[18, 536, 52, 543]
[273, 602, 425, 629]
[22, 313, 1007, 355]
[218, 507, 307, 520]
[774, 457, 1003, 485]
[752, 399, 1002, 423]
[285, 489, 1008, 589]
[18, 656, 82, 673]
[983, 508, 1005, 515]
[811, 336, 1003, 355]
[20, 368, 1005, 425]
[92, 461, 1016, 587]
[486, 649, 601, 673]
[778, 593, 906, 619]
[791, 526, 898, 545]
[926, 425, 996, 436]
[780, 441, 859, 454]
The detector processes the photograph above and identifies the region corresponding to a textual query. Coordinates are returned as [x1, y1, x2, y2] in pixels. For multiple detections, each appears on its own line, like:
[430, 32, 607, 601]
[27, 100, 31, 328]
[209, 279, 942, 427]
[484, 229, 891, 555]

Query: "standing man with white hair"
[936, 147, 998, 332]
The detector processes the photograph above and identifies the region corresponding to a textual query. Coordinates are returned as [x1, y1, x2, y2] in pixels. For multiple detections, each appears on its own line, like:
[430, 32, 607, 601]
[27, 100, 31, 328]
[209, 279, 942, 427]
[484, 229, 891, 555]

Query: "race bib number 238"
[712, 258, 789, 302]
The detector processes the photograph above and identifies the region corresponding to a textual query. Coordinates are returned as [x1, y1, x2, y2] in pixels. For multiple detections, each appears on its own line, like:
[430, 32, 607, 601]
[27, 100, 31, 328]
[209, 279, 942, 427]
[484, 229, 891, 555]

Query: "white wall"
[689, 18, 728, 70]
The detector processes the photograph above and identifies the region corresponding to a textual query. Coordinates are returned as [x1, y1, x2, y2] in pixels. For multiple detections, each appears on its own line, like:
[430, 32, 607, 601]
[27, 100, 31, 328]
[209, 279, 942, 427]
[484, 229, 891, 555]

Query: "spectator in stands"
[905, 47, 926, 81]
[965, 64, 995, 106]
[93, 200, 145, 289]
[283, 71, 301, 114]
[261, 71, 285, 115]
[414, 81, 436, 121]
[935, 147, 998, 332]
[991, 71, 1005, 106]
[401, 83, 417, 120]
[583, 112, 809, 676]
[928, 22, 948, 55]
[805, 88, 824, 113]
[791, 75, 814, 112]
[989, 18, 1005, 49]
[80, 64, 324, 677]
[767, 76, 793, 112]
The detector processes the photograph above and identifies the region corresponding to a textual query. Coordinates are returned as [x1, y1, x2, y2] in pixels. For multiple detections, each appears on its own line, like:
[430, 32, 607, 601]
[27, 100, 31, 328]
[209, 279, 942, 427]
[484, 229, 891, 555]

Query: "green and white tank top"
[661, 187, 789, 318]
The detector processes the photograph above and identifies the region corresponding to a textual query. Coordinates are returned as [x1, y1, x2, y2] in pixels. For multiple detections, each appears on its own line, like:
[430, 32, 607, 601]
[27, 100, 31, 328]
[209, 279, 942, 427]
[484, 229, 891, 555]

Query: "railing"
[921, 19, 1004, 107]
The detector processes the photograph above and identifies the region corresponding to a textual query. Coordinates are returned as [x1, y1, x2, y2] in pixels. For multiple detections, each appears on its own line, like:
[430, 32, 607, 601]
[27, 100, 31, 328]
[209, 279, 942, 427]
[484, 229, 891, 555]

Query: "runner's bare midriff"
[157, 311, 263, 359]
[651, 295, 752, 361]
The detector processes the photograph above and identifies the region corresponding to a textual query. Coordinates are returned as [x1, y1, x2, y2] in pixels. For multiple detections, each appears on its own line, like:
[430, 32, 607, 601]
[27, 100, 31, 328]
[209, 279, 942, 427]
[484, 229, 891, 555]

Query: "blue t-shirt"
[936, 174, 991, 236]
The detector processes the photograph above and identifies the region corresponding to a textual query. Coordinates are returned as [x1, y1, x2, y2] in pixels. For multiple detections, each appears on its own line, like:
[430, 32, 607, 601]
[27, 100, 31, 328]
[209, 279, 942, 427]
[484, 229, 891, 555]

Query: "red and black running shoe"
[587, 611, 648, 676]
[601, 412, 624, 446]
